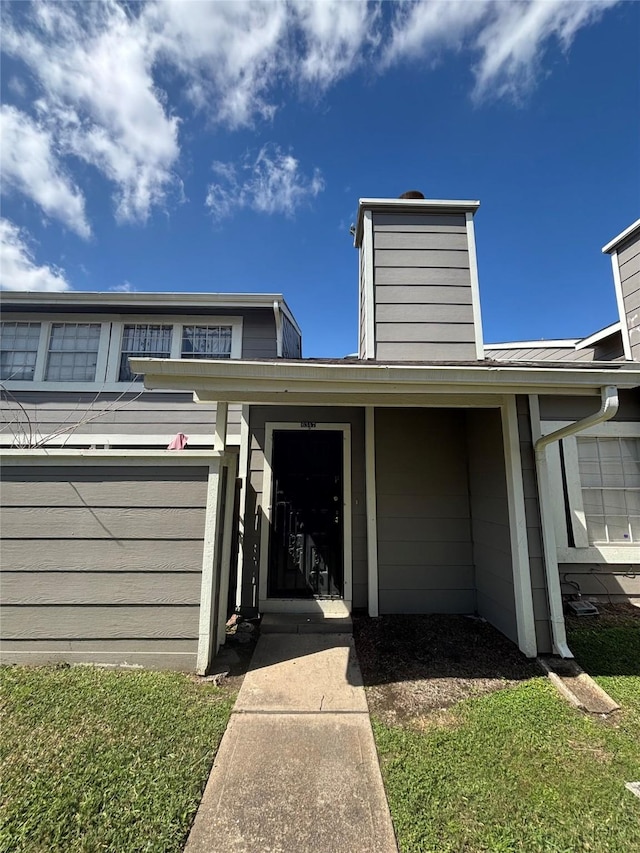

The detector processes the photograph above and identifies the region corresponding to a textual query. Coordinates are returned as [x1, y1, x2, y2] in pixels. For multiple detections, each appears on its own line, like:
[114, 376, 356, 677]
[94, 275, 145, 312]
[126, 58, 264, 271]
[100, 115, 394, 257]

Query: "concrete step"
[260, 612, 353, 634]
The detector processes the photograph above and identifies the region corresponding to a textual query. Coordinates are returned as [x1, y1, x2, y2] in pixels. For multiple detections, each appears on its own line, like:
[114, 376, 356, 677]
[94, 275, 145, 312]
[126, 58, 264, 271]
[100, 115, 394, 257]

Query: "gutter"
[533, 386, 619, 657]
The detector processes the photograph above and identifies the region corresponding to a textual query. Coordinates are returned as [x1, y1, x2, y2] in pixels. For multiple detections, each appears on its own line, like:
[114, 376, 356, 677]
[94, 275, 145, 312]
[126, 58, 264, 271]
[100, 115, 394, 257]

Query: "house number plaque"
[300, 422, 317, 429]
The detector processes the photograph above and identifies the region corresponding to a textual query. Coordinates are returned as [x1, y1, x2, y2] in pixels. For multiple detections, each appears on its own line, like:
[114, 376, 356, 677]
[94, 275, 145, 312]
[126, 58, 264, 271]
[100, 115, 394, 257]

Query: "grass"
[0, 665, 235, 853]
[372, 617, 640, 853]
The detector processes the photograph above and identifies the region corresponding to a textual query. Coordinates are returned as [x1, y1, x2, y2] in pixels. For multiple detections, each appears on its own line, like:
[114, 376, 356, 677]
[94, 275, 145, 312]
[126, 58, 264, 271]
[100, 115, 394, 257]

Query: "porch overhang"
[129, 357, 640, 406]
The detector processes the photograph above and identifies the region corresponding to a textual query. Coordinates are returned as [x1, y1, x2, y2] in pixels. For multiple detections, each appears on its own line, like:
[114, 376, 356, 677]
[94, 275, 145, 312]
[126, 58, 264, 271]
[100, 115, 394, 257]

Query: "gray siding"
[241, 407, 367, 611]
[375, 408, 475, 614]
[617, 232, 640, 361]
[0, 466, 208, 669]
[516, 396, 552, 653]
[282, 314, 302, 359]
[466, 409, 518, 644]
[0, 391, 242, 446]
[241, 309, 278, 359]
[370, 212, 478, 362]
[539, 389, 640, 422]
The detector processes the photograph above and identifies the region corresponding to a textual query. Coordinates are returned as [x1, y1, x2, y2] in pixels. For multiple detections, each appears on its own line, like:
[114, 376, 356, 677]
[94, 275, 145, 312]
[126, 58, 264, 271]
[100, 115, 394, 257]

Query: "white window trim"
[1, 314, 242, 392]
[543, 419, 640, 564]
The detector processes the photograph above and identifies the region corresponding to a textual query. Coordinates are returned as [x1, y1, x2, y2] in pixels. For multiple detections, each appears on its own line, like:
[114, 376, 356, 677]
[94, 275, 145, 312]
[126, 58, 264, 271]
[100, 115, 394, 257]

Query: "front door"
[268, 430, 343, 599]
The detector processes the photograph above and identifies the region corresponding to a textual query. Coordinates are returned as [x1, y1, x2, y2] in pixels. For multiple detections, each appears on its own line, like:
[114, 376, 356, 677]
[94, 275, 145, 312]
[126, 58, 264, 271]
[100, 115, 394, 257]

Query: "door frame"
[259, 421, 352, 615]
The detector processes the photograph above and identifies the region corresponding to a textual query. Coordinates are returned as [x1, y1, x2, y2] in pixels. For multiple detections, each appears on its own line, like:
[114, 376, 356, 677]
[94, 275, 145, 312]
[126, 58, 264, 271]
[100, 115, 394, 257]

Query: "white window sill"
[557, 546, 640, 565]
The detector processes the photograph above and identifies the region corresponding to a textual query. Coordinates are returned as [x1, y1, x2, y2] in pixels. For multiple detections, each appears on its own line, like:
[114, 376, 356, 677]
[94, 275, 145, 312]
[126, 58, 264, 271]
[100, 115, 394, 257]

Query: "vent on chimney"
[399, 190, 425, 199]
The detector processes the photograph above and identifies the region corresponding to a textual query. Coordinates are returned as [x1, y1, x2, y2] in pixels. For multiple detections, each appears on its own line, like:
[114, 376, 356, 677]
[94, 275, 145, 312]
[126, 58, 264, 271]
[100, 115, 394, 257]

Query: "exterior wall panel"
[0, 466, 208, 669]
[466, 408, 518, 644]
[375, 408, 475, 614]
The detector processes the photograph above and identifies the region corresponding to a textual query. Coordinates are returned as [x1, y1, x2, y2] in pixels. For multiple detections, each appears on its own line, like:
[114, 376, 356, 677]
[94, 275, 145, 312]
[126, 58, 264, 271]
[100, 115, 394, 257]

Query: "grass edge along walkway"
[0, 665, 235, 853]
[372, 621, 640, 853]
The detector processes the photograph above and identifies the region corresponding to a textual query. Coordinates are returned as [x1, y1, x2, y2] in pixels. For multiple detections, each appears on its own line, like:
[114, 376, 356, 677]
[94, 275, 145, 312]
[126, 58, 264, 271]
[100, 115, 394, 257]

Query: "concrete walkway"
[185, 619, 398, 853]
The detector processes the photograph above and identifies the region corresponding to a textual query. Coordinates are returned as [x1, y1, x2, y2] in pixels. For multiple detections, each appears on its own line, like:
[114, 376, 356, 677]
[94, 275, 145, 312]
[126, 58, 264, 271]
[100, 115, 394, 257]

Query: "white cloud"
[0, 0, 621, 231]
[2, 1, 180, 224]
[0, 219, 71, 292]
[0, 105, 90, 238]
[384, 1, 619, 101]
[109, 280, 135, 293]
[206, 144, 324, 220]
[472, 1, 619, 100]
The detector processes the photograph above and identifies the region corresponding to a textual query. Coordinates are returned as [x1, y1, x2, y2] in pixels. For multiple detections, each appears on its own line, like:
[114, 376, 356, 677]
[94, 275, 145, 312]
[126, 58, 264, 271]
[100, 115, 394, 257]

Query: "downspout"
[273, 300, 283, 358]
[533, 386, 619, 657]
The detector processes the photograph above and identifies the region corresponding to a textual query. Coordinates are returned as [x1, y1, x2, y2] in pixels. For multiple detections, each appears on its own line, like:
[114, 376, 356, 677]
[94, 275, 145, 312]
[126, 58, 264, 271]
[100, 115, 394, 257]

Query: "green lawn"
[373, 620, 640, 853]
[0, 665, 234, 853]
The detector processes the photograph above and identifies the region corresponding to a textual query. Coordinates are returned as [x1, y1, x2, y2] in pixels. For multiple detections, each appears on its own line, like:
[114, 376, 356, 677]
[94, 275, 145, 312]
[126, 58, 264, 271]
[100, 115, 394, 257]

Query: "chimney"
[354, 194, 484, 361]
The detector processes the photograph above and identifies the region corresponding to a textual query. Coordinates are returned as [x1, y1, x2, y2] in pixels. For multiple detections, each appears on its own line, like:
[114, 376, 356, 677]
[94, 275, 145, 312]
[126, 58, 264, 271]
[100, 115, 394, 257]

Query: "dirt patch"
[353, 614, 540, 726]
[565, 601, 640, 632]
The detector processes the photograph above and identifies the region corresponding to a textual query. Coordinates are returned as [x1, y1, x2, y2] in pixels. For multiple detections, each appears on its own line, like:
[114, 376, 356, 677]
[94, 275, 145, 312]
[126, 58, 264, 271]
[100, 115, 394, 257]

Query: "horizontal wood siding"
[0, 466, 208, 669]
[372, 212, 478, 361]
[539, 389, 640, 422]
[618, 232, 640, 361]
[484, 333, 624, 363]
[466, 409, 518, 644]
[375, 408, 475, 614]
[242, 407, 367, 611]
[240, 309, 278, 359]
[0, 391, 242, 444]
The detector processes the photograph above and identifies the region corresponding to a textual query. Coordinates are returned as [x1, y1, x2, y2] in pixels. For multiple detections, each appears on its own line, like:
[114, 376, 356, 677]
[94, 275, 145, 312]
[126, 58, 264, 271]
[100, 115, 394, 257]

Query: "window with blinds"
[577, 436, 640, 544]
[0, 322, 41, 381]
[119, 324, 172, 381]
[181, 325, 233, 359]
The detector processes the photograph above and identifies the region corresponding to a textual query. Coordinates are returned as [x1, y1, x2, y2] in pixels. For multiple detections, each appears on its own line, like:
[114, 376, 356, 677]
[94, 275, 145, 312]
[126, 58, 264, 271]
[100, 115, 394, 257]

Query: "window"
[45, 323, 101, 381]
[578, 437, 640, 544]
[119, 324, 172, 381]
[181, 325, 232, 359]
[0, 322, 41, 381]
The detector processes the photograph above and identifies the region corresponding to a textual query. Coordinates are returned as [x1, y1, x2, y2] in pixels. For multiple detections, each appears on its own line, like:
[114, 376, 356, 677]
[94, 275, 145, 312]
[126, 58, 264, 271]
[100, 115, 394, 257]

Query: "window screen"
[181, 326, 232, 359]
[119, 324, 172, 381]
[0, 322, 41, 381]
[45, 323, 101, 381]
[578, 437, 640, 544]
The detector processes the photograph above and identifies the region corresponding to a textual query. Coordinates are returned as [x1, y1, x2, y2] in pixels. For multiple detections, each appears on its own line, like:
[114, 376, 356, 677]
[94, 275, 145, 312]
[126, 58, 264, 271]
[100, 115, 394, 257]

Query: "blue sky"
[1, 1, 638, 357]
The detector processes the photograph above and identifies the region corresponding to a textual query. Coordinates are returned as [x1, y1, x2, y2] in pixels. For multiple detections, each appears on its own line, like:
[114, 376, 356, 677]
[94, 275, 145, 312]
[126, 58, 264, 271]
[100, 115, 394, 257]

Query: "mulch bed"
[353, 614, 540, 725]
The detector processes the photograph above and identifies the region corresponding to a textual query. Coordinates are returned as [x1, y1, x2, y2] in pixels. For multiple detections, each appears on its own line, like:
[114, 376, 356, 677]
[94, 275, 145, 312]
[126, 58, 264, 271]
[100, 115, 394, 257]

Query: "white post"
[529, 395, 572, 657]
[365, 407, 379, 617]
[501, 396, 537, 658]
[214, 402, 228, 452]
[197, 457, 224, 675]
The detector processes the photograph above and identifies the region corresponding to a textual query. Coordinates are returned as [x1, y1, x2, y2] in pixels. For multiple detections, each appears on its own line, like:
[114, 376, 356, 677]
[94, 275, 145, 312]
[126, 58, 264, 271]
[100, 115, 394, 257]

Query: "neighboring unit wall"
[616, 233, 640, 361]
[282, 313, 302, 359]
[466, 409, 518, 644]
[375, 408, 474, 613]
[0, 465, 208, 669]
[539, 389, 640, 608]
[241, 309, 278, 359]
[241, 407, 367, 611]
[0, 391, 241, 447]
[372, 213, 477, 361]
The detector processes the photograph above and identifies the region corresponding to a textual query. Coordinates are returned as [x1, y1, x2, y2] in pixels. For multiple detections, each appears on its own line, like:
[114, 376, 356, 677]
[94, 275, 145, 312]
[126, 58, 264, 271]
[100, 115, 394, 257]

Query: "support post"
[214, 402, 228, 452]
[197, 457, 224, 675]
[365, 406, 379, 617]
